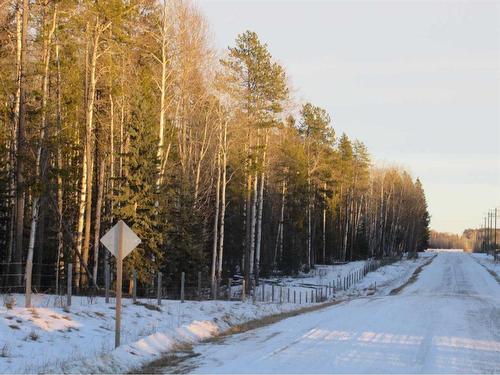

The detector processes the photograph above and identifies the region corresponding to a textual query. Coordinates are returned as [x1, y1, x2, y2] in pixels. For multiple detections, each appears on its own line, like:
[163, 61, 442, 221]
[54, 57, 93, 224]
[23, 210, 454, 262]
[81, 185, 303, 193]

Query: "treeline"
[0, 0, 430, 294]
[429, 231, 465, 250]
[430, 229, 499, 252]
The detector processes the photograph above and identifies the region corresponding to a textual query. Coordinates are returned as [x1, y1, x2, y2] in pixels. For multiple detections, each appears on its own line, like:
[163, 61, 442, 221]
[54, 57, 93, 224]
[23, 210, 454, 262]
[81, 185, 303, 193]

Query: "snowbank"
[471, 252, 500, 279]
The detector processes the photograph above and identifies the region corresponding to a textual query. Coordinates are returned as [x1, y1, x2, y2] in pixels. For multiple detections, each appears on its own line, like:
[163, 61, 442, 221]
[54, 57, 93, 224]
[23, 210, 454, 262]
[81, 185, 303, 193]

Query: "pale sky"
[197, 0, 500, 234]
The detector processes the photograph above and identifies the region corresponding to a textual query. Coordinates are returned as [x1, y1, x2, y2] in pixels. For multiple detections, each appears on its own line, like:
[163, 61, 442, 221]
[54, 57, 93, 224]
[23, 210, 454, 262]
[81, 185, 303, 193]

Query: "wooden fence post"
[66, 263, 72, 307]
[271, 285, 275, 302]
[252, 279, 256, 303]
[132, 270, 137, 304]
[241, 280, 246, 301]
[180, 272, 185, 303]
[157, 271, 162, 306]
[197, 271, 201, 301]
[228, 278, 232, 300]
[261, 283, 265, 302]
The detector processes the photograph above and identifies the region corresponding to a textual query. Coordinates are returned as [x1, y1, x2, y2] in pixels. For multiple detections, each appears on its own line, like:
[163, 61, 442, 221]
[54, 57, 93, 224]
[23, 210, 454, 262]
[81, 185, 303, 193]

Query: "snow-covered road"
[158, 252, 500, 373]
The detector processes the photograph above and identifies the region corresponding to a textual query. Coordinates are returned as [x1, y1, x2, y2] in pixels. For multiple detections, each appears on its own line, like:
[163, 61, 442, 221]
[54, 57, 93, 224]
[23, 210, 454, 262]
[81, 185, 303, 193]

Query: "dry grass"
[134, 301, 162, 312]
[0, 343, 11, 358]
[2, 294, 16, 309]
[27, 330, 40, 342]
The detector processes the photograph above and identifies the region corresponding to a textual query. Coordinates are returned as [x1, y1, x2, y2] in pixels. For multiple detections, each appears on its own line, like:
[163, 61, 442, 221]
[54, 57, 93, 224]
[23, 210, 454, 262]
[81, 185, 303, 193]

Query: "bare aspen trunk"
[74, 148, 87, 289]
[24, 196, 39, 307]
[274, 179, 286, 267]
[104, 85, 115, 295]
[249, 171, 258, 277]
[6, 8, 22, 275]
[307, 177, 312, 269]
[75, 22, 91, 289]
[55, 40, 63, 294]
[25, 199, 37, 307]
[210, 139, 221, 293]
[81, 146, 94, 286]
[81, 19, 110, 287]
[156, 0, 168, 190]
[254, 131, 268, 282]
[254, 171, 265, 280]
[244, 172, 252, 288]
[378, 176, 385, 257]
[194, 108, 212, 203]
[217, 119, 227, 281]
[243, 114, 252, 291]
[348, 195, 356, 260]
[74, 19, 111, 288]
[92, 152, 105, 286]
[14, 0, 29, 289]
[322, 182, 326, 263]
[109, 92, 114, 216]
[119, 90, 124, 186]
[342, 193, 351, 262]
[381, 184, 393, 257]
[81, 22, 101, 287]
[25, 5, 57, 306]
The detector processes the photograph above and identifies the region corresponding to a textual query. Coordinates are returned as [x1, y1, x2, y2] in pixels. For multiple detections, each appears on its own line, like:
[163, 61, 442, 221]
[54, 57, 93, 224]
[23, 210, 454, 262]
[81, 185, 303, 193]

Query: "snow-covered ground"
[0, 255, 428, 373]
[157, 251, 500, 374]
[427, 248, 464, 252]
[259, 254, 435, 302]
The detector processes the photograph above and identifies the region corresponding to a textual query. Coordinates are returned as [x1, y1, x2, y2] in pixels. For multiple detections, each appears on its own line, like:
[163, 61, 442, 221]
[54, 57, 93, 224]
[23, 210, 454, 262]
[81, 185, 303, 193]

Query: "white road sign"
[100, 220, 141, 259]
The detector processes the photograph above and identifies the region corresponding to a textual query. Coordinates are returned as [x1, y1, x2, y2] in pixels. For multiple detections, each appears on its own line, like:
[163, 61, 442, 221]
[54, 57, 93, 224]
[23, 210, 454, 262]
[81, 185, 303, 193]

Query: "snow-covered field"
[0, 255, 429, 373]
[159, 251, 500, 374]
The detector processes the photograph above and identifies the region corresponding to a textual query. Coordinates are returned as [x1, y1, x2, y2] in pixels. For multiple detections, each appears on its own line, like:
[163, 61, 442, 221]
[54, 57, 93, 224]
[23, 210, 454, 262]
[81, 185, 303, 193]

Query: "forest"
[430, 229, 499, 252]
[0, 0, 430, 296]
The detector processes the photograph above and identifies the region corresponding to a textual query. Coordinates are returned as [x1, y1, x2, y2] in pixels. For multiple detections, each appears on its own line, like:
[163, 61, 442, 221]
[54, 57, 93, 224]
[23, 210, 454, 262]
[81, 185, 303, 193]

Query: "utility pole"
[490, 210, 494, 254]
[495, 208, 497, 248]
[481, 222, 485, 253]
[495, 208, 498, 261]
[484, 216, 488, 253]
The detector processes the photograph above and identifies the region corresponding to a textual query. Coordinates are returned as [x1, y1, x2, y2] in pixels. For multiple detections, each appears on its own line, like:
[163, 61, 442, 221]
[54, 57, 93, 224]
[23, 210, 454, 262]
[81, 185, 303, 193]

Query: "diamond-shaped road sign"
[100, 220, 141, 259]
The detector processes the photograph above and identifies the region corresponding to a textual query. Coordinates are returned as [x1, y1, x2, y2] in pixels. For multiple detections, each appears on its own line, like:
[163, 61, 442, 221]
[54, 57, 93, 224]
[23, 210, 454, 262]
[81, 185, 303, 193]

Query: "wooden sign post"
[100, 220, 141, 348]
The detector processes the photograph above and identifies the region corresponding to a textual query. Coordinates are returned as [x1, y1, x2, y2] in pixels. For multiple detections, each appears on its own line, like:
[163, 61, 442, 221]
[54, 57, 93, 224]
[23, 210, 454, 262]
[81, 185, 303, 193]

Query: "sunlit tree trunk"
[92, 141, 105, 286]
[26, 4, 57, 306]
[55, 40, 63, 295]
[210, 136, 221, 293]
[6, 7, 22, 278]
[322, 183, 327, 263]
[273, 180, 286, 268]
[254, 131, 268, 282]
[14, 0, 29, 290]
[217, 118, 228, 281]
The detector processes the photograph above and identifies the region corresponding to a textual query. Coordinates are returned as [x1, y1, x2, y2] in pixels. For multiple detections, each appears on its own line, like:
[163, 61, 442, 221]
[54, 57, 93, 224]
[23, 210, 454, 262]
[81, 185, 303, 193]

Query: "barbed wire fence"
[0, 257, 400, 308]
